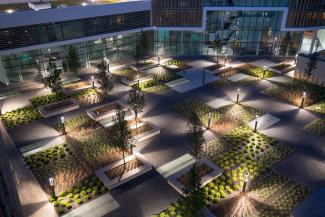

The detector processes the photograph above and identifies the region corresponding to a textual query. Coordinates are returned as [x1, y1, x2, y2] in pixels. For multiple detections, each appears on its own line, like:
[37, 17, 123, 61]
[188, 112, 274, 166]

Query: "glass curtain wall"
[155, 10, 302, 57]
[1, 32, 140, 85]
[204, 0, 288, 7]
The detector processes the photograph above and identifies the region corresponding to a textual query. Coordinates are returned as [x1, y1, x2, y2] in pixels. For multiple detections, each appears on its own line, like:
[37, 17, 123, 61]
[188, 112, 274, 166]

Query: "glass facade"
[155, 10, 302, 57]
[0, 11, 150, 50]
[1, 32, 146, 85]
[204, 0, 288, 7]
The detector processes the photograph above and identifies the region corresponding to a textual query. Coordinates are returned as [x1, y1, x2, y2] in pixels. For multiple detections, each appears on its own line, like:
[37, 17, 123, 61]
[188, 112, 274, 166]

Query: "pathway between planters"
[62, 193, 119, 217]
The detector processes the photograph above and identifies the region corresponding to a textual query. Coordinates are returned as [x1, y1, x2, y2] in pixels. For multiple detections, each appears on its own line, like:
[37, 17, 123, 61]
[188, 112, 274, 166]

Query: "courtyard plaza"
[0, 56, 324, 217]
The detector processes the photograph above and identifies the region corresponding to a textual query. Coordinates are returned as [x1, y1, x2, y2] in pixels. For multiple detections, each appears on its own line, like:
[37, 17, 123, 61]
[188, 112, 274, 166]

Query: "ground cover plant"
[0, 107, 42, 128]
[24, 114, 139, 215]
[304, 118, 325, 137]
[174, 98, 263, 134]
[154, 126, 299, 217]
[133, 69, 180, 93]
[264, 79, 325, 107]
[0, 88, 101, 129]
[112, 67, 145, 80]
[306, 100, 325, 116]
[211, 77, 260, 89]
[239, 64, 278, 79]
[162, 60, 192, 72]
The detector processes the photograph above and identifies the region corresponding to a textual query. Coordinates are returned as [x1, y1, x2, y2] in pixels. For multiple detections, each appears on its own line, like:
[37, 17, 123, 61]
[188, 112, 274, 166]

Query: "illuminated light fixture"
[49, 177, 54, 186]
[254, 114, 259, 133]
[300, 92, 307, 108]
[6, 9, 14, 14]
[295, 53, 299, 64]
[243, 172, 249, 193]
[91, 76, 95, 89]
[262, 65, 267, 79]
[207, 113, 212, 130]
[236, 88, 241, 103]
[81, 2, 87, 6]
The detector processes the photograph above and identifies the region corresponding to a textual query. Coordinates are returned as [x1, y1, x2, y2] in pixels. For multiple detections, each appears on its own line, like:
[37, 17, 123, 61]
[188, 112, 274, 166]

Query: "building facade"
[0, 131, 23, 217]
[0, 0, 325, 86]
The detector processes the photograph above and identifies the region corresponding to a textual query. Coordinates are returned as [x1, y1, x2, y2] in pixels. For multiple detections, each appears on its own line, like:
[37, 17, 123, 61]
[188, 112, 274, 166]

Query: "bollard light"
[61, 116, 66, 135]
[49, 177, 54, 186]
[91, 76, 95, 89]
[158, 56, 161, 65]
[300, 92, 306, 108]
[242, 172, 249, 193]
[254, 114, 259, 133]
[236, 88, 241, 103]
[207, 113, 212, 130]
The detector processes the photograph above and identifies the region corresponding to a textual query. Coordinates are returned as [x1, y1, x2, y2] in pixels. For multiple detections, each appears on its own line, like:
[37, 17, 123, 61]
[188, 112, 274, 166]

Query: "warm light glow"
[81, 2, 87, 6]
[302, 91, 307, 98]
[91, 75, 94, 82]
[244, 172, 249, 182]
[49, 177, 54, 186]
[255, 114, 259, 120]
[237, 88, 241, 94]
[6, 9, 14, 14]
[263, 65, 267, 71]
[61, 116, 65, 124]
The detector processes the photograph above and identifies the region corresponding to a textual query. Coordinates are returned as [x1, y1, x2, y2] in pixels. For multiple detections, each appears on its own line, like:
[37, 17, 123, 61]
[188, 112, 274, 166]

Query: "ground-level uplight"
[91, 76, 95, 89]
[61, 116, 66, 135]
[49, 176, 55, 197]
[242, 172, 249, 193]
[262, 65, 267, 79]
[254, 114, 259, 133]
[207, 113, 212, 130]
[236, 88, 240, 103]
[300, 92, 306, 108]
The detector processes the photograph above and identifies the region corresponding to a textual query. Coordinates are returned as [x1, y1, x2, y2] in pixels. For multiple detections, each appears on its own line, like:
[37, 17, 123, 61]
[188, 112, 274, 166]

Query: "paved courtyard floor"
[1, 57, 324, 217]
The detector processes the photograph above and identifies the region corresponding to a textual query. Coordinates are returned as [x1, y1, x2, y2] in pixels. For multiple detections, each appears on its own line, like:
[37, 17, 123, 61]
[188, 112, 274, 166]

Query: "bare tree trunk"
[135, 110, 138, 128]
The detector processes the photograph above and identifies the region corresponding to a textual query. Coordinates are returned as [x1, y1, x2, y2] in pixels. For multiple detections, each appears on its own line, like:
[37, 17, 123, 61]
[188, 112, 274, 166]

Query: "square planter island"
[37, 98, 80, 118]
[86, 100, 130, 121]
[167, 158, 222, 195]
[95, 153, 152, 189]
[62, 81, 92, 94]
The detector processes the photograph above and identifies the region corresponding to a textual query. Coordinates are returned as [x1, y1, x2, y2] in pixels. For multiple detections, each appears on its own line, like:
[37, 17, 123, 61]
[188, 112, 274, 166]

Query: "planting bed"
[174, 99, 264, 134]
[133, 69, 181, 93]
[238, 64, 278, 79]
[62, 81, 91, 94]
[162, 60, 192, 72]
[167, 158, 222, 195]
[0, 107, 42, 128]
[155, 125, 298, 217]
[271, 62, 295, 74]
[131, 60, 159, 71]
[38, 98, 79, 118]
[86, 100, 129, 121]
[306, 100, 325, 116]
[264, 79, 325, 107]
[130, 121, 161, 142]
[96, 153, 152, 189]
[304, 118, 325, 137]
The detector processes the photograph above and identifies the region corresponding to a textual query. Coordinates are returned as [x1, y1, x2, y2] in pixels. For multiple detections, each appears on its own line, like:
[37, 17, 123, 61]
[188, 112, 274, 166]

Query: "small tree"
[43, 58, 62, 92]
[304, 52, 318, 83]
[67, 46, 80, 74]
[112, 106, 132, 176]
[97, 60, 113, 102]
[127, 87, 145, 128]
[178, 114, 205, 217]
